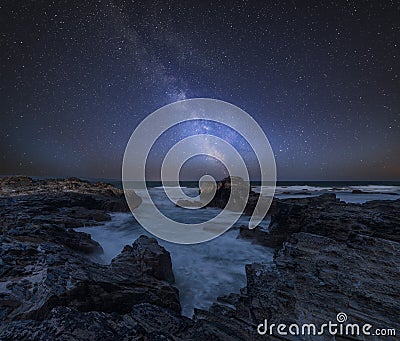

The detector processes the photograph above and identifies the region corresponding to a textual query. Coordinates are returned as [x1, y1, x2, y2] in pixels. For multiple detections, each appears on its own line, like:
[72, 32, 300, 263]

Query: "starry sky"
[1, 1, 399, 180]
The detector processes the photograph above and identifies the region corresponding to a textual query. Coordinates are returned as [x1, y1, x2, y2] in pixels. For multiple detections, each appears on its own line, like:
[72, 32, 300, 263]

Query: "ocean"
[76, 181, 400, 317]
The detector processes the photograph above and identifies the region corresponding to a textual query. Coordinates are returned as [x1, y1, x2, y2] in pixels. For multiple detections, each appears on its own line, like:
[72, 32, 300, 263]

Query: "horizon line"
[1, 174, 399, 182]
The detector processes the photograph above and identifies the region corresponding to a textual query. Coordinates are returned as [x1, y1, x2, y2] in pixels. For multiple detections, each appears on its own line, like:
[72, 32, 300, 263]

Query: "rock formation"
[1, 176, 399, 340]
[200, 176, 269, 215]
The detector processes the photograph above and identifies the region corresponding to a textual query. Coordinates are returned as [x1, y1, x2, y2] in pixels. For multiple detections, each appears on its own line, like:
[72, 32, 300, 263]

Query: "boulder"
[111, 235, 175, 284]
[200, 176, 260, 213]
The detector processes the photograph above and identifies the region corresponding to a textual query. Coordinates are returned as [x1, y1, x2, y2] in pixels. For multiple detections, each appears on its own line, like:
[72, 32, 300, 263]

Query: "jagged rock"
[0, 177, 179, 325]
[0, 235, 180, 321]
[0, 176, 141, 212]
[240, 194, 400, 247]
[200, 176, 263, 214]
[0, 177, 142, 234]
[0, 304, 193, 341]
[230, 231, 400, 334]
[200, 177, 273, 219]
[1, 176, 400, 340]
[231, 195, 400, 339]
[200, 176, 247, 210]
[111, 235, 175, 284]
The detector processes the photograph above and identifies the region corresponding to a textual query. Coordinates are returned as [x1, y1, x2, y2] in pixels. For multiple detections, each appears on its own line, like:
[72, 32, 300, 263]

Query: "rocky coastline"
[1, 176, 399, 340]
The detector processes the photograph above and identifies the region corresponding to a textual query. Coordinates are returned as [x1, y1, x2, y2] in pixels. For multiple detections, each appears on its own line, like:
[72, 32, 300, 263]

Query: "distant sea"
[87, 179, 400, 189]
[101, 179, 400, 203]
[8, 175, 397, 189]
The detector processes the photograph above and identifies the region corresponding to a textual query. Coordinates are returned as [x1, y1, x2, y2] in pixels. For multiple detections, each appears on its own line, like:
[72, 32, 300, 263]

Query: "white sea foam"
[349, 185, 400, 193]
[153, 186, 188, 189]
[253, 185, 332, 194]
[76, 187, 273, 317]
[77, 184, 398, 316]
[253, 184, 400, 203]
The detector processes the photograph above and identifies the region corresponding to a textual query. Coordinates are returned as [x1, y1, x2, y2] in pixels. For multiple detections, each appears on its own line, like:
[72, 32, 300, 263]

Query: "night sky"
[1, 1, 399, 180]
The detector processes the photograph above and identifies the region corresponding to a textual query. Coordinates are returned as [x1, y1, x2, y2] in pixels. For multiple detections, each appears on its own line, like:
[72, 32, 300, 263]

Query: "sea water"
[76, 183, 399, 316]
[76, 187, 273, 317]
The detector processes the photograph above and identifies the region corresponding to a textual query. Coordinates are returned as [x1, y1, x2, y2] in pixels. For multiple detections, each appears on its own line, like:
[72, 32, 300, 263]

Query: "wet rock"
[200, 176, 267, 215]
[230, 231, 400, 334]
[2, 176, 399, 340]
[0, 177, 180, 326]
[111, 235, 175, 284]
[0, 236, 180, 321]
[239, 194, 400, 247]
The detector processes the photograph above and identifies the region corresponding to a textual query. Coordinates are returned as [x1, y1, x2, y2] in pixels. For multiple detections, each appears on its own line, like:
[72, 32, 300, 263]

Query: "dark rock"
[1, 176, 399, 340]
[0, 176, 141, 212]
[200, 176, 250, 211]
[239, 194, 400, 247]
[0, 177, 180, 325]
[352, 189, 367, 194]
[0, 236, 180, 321]
[231, 231, 400, 333]
[0, 304, 193, 341]
[200, 176, 269, 216]
[230, 195, 400, 339]
[111, 235, 175, 284]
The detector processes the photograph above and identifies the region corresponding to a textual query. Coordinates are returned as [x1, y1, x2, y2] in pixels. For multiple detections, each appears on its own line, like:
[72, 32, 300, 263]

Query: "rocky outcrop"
[200, 176, 249, 210]
[0, 304, 194, 340]
[1, 176, 399, 340]
[200, 176, 269, 215]
[239, 193, 340, 247]
[0, 176, 141, 213]
[240, 194, 400, 248]
[111, 235, 175, 284]
[232, 194, 400, 339]
[220, 229, 400, 338]
[0, 233, 180, 321]
[0, 177, 182, 324]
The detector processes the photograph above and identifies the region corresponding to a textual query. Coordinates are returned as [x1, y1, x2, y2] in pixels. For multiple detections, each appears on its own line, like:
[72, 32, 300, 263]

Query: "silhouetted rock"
[200, 176, 247, 210]
[352, 189, 366, 194]
[200, 176, 269, 215]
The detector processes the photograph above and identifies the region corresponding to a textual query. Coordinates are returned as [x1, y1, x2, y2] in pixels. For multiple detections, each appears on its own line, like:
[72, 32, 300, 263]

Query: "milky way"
[1, 1, 399, 180]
